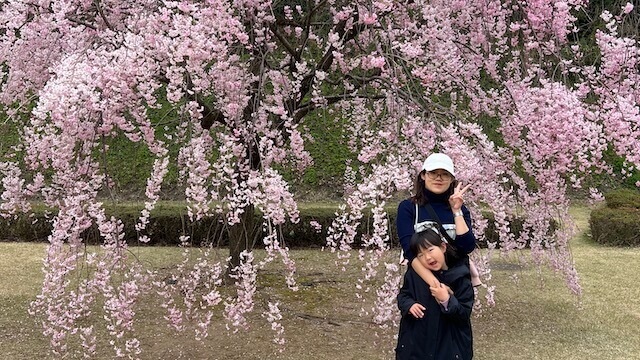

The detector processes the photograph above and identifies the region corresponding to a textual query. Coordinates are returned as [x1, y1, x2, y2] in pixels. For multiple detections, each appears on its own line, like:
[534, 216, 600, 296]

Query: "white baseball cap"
[422, 153, 455, 177]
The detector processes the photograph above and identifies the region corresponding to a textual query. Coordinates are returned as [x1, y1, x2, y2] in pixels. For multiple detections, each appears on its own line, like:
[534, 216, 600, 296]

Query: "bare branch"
[66, 16, 97, 30]
[294, 93, 386, 122]
[269, 24, 300, 62]
[93, 0, 114, 30]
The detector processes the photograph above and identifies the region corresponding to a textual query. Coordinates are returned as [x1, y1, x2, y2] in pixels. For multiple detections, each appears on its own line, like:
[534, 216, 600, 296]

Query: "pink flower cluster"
[224, 251, 257, 332]
[154, 245, 225, 340]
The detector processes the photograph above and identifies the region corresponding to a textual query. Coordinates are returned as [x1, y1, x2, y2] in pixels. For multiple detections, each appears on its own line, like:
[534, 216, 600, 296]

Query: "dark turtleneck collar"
[423, 188, 450, 204]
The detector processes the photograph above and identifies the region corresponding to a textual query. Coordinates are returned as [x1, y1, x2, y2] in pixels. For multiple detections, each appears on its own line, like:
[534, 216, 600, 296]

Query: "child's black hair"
[410, 228, 458, 262]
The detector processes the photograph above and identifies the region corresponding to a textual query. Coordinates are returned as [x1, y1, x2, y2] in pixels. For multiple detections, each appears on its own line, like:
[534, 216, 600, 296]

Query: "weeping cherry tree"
[0, 0, 639, 357]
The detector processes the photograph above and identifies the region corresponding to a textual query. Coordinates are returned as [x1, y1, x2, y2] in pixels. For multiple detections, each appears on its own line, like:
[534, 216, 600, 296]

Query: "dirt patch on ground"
[124, 257, 401, 359]
[140, 252, 400, 360]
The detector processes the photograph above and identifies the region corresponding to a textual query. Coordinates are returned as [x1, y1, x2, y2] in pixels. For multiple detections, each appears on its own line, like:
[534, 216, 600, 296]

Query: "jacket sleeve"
[440, 277, 473, 322]
[397, 271, 417, 316]
[453, 205, 476, 255]
[396, 200, 415, 260]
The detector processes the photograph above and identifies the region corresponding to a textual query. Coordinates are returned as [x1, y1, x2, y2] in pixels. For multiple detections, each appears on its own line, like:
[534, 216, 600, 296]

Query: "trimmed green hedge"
[0, 203, 392, 248]
[589, 207, 640, 246]
[604, 188, 640, 209]
[0, 202, 542, 250]
[590, 189, 640, 247]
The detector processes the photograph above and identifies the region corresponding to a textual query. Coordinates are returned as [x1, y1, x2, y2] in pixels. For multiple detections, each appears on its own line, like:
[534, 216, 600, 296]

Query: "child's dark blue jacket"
[396, 261, 474, 360]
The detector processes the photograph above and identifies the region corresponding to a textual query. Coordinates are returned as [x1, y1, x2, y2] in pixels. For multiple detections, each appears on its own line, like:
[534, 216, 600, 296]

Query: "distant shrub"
[589, 207, 640, 246]
[604, 188, 640, 209]
[590, 189, 640, 246]
[480, 211, 523, 248]
[0, 203, 395, 249]
[0, 213, 51, 242]
[479, 211, 559, 249]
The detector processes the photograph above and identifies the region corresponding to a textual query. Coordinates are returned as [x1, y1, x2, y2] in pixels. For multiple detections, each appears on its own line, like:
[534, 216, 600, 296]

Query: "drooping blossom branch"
[224, 250, 257, 333]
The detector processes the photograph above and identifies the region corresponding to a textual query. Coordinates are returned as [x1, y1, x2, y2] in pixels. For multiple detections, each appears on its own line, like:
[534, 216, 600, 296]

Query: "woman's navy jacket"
[396, 198, 476, 261]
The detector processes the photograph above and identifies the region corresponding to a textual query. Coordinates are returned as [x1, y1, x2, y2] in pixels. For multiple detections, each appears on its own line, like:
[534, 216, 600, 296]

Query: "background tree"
[1, 0, 638, 358]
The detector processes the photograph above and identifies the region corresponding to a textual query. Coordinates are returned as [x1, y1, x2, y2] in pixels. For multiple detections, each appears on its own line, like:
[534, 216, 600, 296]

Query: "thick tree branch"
[295, 0, 326, 60]
[65, 16, 97, 30]
[93, 0, 114, 30]
[269, 24, 300, 62]
[155, 74, 226, 130]
[283, 10, 370, 123]
[294, 93, 387, 122]
[293, 69, 383, 122]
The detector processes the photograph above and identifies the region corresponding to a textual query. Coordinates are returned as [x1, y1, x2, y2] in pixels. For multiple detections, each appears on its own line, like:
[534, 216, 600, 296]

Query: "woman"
[396, 153, 480, 290]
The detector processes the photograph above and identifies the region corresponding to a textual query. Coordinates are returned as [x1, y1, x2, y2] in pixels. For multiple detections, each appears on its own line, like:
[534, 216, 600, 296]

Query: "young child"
[395, 228, 474, 360]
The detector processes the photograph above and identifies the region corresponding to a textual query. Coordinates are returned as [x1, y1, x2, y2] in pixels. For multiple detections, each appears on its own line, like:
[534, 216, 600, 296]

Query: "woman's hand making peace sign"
[449, 182, 471, 212]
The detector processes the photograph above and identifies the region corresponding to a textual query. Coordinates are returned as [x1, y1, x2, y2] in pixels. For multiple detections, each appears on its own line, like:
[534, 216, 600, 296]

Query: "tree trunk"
[227, 203, 257, 271]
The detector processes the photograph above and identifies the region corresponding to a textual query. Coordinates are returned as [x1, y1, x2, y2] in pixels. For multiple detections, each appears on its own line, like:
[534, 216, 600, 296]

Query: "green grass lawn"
[1, 205, 639, 359]
[473, 206, 640, 360]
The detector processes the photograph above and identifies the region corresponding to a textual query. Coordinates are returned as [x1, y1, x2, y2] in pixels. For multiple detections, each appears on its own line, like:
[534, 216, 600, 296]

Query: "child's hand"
[431, 279, 454, 295]
[429, 283, 451, 304]
[409, 303, 426, 319]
